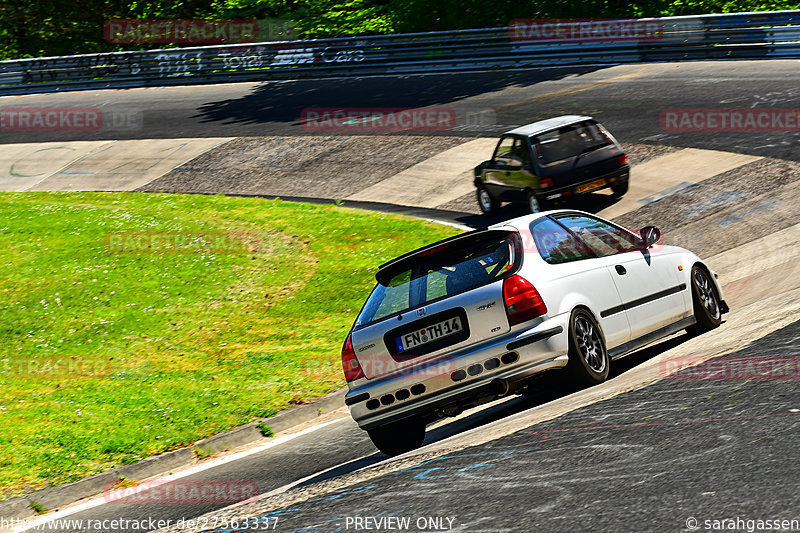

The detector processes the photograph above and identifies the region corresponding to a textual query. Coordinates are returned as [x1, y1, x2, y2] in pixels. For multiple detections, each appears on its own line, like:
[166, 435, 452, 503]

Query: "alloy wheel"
[694, 269, 720, 319]
[575, 315, 606, 373]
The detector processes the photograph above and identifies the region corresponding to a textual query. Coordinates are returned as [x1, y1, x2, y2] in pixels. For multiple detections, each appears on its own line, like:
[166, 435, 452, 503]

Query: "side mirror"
[639, 226, 661, 248]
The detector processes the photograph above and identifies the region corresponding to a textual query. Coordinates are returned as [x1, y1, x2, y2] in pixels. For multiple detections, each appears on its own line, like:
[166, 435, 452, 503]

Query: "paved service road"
[192, 320, 800, 533]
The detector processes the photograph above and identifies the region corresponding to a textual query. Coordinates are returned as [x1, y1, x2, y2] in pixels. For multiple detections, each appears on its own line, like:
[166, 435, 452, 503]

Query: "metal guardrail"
[1, 11, 799, 96]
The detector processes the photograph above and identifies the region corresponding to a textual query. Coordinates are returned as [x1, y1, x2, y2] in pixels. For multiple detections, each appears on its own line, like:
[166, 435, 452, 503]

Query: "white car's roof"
[488, 210, 566, 231]
[489, 209, 623, 234]
[504, 115, 593, 137]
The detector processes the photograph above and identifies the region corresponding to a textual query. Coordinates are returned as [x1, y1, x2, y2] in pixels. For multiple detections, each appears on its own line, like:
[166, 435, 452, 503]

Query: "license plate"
[396, 316, 463, 353]
[576, 178, 607, 194]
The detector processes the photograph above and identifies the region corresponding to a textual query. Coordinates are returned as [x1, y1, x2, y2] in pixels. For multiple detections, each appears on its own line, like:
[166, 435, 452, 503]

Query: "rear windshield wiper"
[573, 143, 607, 166]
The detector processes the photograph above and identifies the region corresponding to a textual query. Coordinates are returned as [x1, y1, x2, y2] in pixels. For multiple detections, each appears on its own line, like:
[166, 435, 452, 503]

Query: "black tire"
[367, 419, 426, 456]
[565, 309, 610, 386]
[527, 191, 546, 214]
[611, 178, 629, 197]
[476, 185, 498, 215]
[686, 265, 723, 336]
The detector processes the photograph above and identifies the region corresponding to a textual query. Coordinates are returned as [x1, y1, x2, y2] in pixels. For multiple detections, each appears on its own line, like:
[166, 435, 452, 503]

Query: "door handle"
[615, 265, 627, 275]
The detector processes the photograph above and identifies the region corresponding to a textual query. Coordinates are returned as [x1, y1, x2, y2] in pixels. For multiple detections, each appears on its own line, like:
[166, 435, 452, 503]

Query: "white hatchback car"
[342, 210, 728, 455]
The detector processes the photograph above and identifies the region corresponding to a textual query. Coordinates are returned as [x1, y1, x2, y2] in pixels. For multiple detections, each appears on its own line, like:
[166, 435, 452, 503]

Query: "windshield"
[355, 232, 518, 328]
[531, 121, 613, 164]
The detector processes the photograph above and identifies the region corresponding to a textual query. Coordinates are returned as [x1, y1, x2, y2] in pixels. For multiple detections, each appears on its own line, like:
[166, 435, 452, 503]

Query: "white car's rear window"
[355, 232, 517, 328]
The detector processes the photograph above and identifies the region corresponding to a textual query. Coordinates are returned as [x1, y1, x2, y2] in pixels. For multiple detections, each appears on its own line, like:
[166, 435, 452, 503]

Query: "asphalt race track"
[2, 60, 800, 162]
[183, 320, 800, 533]
[2, 59, 800, 533]
[14, 336, 689, 533]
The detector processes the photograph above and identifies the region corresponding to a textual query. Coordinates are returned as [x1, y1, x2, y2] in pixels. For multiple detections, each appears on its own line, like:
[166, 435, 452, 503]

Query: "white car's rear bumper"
[345, 315, 571, 431]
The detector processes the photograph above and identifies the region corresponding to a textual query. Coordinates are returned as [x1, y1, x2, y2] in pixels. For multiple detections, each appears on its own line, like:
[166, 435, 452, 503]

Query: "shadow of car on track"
[296, 330, 694, 489]
[454, 190, 624, 228]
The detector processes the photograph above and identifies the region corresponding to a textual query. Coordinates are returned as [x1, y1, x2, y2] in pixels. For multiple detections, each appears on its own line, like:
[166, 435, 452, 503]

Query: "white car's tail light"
[503, 275, 547, 325]
[341, 333, 365, 382]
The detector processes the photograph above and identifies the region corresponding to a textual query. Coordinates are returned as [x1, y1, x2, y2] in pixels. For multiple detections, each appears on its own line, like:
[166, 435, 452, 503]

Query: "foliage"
[1, 0, 798, 60]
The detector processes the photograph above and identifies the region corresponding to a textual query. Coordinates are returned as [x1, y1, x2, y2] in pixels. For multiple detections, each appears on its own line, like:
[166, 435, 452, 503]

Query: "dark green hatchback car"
[474, 115, 630, 214]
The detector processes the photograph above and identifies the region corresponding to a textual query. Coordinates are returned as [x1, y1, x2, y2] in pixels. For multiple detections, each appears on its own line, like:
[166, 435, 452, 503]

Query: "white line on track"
[13, 418, 345, 532]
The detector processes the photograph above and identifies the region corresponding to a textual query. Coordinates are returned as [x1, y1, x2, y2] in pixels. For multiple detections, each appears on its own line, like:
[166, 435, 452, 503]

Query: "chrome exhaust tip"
[491, 378, 510, 397]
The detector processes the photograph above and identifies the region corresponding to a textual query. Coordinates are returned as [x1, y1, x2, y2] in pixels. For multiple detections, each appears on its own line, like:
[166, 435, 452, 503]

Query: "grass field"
[0, 192, 460, 501]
